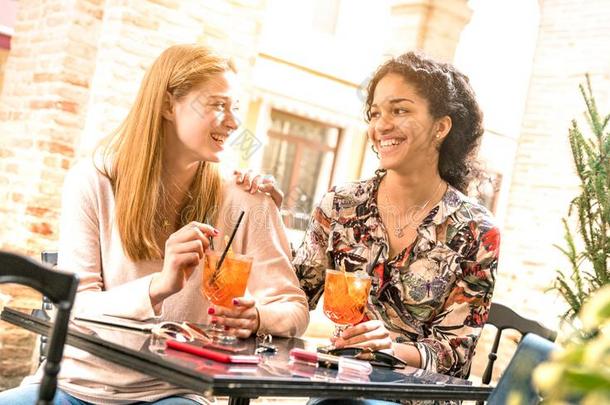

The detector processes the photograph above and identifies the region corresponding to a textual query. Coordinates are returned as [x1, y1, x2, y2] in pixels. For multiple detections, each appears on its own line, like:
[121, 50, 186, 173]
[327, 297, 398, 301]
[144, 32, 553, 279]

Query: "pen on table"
[289, 348, 372, 375]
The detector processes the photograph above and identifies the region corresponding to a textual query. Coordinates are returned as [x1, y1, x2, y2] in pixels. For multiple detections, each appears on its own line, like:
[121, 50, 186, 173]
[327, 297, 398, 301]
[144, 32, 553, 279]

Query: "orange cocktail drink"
[202, 251, 252, 308]
[323, 269, 371, 326]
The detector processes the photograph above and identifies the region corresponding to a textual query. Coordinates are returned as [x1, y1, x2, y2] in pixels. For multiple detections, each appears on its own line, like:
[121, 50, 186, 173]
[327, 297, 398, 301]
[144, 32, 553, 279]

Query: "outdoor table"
[1, 307, 492, 404]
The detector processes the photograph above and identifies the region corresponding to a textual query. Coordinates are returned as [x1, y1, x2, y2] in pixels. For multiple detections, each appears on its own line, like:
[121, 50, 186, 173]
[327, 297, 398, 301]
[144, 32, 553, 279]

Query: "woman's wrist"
[380, 343, 395, 357]
[392, 341, 422, 368]
[149, 273, 171, 308]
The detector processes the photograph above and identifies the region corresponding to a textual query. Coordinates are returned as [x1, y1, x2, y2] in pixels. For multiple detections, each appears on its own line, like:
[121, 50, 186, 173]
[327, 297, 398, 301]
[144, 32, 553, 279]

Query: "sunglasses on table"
[151, 322, 277, 354]
[151, 321, 210, 343]
[318, 347, 408, 369]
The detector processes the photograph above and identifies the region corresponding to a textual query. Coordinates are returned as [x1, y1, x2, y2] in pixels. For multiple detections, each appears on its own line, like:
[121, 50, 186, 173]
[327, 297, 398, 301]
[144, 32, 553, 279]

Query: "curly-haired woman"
[294, 52, 501, 401]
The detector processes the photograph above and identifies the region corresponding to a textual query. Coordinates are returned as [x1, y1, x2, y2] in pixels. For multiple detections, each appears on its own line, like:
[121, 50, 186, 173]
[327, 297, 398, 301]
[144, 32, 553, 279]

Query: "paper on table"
[74, 313, 157, 332]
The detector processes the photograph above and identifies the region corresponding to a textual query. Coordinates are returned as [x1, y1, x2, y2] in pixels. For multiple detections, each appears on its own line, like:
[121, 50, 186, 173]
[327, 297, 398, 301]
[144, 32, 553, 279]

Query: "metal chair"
[486, 333, 556, 405]
[0, 250, 78, 405]
[482, 302, 557, 385]
[32, 251, 57, 365]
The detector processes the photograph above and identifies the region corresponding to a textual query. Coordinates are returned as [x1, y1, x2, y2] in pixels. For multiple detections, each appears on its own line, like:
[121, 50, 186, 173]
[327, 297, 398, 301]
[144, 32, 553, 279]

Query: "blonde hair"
[98, 44, 236, 261]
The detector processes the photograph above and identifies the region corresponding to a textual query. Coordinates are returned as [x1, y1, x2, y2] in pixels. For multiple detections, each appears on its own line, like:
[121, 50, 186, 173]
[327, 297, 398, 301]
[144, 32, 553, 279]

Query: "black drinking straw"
[216, 210, 245, 270]
[367, 244, 384, 275]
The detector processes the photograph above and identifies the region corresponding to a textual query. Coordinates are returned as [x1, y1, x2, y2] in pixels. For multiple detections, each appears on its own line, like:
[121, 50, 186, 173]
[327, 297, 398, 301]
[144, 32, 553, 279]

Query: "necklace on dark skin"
[384, 179, 444, 238]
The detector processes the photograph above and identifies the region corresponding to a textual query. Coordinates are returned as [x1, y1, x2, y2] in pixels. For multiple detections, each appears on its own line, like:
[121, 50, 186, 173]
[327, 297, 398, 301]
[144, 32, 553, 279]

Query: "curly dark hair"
[365, 51, 484, 193]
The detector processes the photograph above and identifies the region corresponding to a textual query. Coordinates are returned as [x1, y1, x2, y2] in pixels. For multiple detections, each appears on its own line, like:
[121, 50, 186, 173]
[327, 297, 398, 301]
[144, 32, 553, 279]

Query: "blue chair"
[486, 333, 556, 405]
[482, 302, 557, 384]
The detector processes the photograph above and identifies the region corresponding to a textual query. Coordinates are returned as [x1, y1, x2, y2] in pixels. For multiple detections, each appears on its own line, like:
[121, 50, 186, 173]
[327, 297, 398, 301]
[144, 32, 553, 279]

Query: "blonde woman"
[0, 44, 308, 404]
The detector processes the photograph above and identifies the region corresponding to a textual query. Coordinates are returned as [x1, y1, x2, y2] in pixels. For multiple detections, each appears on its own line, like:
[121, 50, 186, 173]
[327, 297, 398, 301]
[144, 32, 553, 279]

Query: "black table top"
[1, 307, 492, 402]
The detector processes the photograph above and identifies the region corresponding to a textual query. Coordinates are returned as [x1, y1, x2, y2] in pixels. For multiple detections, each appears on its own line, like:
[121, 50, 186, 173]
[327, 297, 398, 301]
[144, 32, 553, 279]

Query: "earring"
[371, 144, 379, 158]
[435, 134, 441, 139]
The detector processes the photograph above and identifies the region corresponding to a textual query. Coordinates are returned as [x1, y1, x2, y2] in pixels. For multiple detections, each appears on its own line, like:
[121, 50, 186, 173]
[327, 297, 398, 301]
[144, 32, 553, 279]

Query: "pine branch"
[580, 75, 602, 136]
[563, 221, 586, 303]
[576, 196, 593, 251]
[568, 121, 587, 182]
[602, 115, 610, 133]
[554, 271, 582, 319]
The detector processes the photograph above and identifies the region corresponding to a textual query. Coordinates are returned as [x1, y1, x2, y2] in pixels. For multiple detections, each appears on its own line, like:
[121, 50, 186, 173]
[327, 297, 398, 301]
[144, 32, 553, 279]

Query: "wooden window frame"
[266, 110, 342, 226]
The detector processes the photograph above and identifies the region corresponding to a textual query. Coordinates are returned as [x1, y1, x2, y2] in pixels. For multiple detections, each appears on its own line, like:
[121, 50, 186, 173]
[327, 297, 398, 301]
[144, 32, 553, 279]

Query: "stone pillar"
[387, 0, 472, 60]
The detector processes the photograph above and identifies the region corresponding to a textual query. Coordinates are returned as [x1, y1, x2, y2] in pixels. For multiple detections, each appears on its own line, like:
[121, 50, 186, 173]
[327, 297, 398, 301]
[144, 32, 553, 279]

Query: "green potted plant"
[533, 75, 610, 403]
[552, 74, 610, 319]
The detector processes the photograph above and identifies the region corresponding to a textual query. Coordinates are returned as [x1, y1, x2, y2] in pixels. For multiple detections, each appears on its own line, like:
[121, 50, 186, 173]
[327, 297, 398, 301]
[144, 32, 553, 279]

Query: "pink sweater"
[23, 160, 309, 404]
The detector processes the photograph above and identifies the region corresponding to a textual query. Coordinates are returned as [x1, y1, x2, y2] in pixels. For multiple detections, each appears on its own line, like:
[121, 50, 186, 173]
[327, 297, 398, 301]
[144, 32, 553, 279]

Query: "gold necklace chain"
[383, 180, 444, 238]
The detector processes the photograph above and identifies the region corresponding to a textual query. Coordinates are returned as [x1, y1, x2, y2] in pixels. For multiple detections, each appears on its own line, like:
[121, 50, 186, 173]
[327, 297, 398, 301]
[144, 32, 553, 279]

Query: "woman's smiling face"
[367, 73, 443, 172]
[167, 71, 241, 164]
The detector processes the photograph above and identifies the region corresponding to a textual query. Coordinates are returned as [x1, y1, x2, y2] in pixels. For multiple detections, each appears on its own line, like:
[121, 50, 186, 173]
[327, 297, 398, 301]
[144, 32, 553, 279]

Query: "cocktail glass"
[323, 269, 372, 346]
[202, 250, 253, 343]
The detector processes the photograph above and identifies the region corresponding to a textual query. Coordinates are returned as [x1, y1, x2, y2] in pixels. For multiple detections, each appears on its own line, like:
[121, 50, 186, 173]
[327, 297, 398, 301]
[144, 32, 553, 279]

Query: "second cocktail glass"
[323, 269, 372, 344]
[201, 250, 253, 343]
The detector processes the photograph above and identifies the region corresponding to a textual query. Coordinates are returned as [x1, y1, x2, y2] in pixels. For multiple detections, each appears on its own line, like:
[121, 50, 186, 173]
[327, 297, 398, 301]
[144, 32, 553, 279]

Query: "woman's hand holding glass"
[150, 221, 217, 306]
[208, 297, 259, 339]
[201, 249, 254, 342]
[331, 320, 393, 352]
[323, 269, 372, 348]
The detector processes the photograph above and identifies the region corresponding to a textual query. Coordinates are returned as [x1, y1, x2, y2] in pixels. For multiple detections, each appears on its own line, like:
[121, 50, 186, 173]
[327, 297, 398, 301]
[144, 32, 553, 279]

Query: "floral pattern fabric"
[293, 170, 500, 378]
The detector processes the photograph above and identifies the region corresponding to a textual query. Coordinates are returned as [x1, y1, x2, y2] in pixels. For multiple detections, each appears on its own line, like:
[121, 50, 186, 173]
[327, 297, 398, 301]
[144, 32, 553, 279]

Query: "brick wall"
[0, 48, 9, 95]
[0, 0, 266, 389]
[0, 0, 104, 256]
[0, 313, 37, 391]
[0, 0, 105, 389]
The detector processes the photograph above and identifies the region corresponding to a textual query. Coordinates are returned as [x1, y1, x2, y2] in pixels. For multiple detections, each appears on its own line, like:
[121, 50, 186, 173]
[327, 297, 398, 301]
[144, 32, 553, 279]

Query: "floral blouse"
[293, 170, 500, 378]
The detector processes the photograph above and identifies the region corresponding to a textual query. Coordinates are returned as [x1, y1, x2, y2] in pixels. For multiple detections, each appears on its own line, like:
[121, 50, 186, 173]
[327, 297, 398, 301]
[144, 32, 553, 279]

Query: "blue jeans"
[0, 384, 199, 404]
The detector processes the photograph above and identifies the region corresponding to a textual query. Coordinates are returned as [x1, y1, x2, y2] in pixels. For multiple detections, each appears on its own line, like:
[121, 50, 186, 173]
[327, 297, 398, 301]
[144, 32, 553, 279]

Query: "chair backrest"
[486, 333, 556, 405]
[0, 250, 78, 405]
[41, 251, 58, 267]
[33, 251, 59, 366]
[482, 302, 557, 385]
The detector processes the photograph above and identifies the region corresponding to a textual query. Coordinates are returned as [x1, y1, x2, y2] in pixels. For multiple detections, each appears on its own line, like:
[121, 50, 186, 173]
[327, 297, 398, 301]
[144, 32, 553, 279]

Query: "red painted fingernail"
[232, 298, 239, 306]
[208, 307, 215, 315]
[224, 325, 230, 331]
[210, 318, 217, 324]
